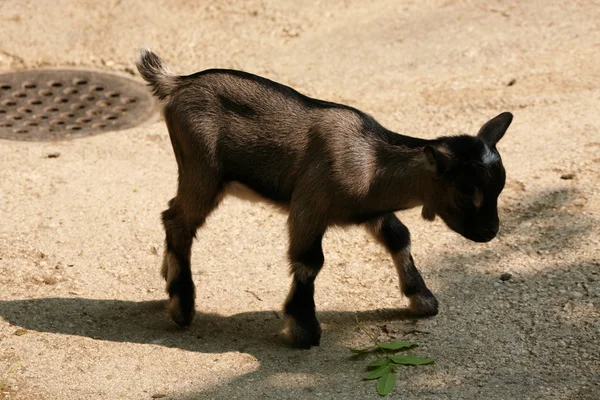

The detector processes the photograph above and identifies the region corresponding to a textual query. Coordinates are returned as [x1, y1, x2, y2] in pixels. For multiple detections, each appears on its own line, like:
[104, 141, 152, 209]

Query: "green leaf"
[379, 341, 418, 351]
[364, 365, 391, 380]
[389, 355, 435, 365]
[349, 346, 378, 354]
[367, 357, 391, 368]
[376, 372, 396, 396]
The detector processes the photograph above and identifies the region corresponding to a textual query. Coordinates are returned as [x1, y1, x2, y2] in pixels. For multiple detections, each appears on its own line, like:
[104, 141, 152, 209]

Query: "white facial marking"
[482, 145, 499, 165]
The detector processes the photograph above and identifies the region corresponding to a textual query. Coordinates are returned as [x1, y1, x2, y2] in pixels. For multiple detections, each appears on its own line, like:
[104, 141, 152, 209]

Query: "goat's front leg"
[284, 208, 326, 349]
[367, 213, 438, 316]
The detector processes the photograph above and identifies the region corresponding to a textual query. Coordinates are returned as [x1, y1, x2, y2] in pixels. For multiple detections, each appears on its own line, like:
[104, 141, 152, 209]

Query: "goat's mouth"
[440, 217, 498, 243]
[465, 233, 496, 243]
[457, 227, 498, 243]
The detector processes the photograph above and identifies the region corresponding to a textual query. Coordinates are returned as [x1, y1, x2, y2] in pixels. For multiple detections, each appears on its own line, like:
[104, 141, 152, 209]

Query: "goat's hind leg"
[161, 180, 221, 327]
[160, 197, 177, 281]
[366, 213, 438, 317]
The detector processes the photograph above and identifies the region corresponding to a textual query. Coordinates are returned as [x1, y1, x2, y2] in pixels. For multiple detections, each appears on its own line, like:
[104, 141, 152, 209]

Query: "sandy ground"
[1, 0, 599, 399]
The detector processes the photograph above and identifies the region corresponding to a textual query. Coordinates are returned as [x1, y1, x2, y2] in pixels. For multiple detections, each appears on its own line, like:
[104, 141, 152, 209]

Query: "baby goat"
[136, 48, 513, 349]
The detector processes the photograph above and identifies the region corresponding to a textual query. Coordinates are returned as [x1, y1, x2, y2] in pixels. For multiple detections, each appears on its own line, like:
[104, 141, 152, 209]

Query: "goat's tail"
[136, 47, 180, 100]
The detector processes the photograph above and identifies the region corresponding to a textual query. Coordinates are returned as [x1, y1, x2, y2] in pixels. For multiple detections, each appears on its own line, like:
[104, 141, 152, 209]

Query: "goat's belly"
[224, 182, 290, 209]
[224, 182, 265, 203]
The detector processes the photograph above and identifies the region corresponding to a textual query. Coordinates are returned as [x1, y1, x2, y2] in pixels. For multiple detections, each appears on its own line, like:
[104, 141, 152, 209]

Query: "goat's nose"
[485, 225, 499, 237]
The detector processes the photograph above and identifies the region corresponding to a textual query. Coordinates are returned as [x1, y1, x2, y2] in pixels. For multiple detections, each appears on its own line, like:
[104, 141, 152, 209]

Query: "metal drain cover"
[0, 69, 155, 141]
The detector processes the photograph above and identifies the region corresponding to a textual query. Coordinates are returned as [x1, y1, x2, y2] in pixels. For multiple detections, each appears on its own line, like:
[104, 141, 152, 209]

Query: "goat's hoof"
[408, 290, 439, 318]
[285, 317, 322, 349]
[168, 295, 196, 327]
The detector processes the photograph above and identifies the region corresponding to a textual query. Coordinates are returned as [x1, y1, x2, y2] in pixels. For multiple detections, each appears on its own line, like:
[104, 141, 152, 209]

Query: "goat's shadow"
[0, 297, 418, 354]
[1, 186, 597, 399]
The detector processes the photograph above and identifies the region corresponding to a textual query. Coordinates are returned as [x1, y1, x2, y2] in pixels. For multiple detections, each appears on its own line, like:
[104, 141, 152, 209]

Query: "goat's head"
[421, 112, 513, 243]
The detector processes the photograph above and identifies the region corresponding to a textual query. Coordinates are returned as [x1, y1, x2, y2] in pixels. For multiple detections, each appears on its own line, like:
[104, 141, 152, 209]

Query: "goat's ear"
[424, 145, 451, 175]
[477, 112, 513, 146]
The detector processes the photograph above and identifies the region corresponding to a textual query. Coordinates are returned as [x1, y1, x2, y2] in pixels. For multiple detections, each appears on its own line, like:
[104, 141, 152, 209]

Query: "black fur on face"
[424, 112, 512, 242]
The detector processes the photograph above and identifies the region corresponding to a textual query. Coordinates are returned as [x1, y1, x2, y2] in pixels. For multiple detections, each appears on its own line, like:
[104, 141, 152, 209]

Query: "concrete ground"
[0, 0, 599, 399]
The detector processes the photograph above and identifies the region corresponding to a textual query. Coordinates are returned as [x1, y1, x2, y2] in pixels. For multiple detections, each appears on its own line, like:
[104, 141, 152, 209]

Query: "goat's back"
[162, 70, 376, 204]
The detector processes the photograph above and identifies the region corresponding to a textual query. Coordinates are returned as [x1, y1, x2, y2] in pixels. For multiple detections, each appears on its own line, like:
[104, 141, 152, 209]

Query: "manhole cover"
[0, 69, 155, 141]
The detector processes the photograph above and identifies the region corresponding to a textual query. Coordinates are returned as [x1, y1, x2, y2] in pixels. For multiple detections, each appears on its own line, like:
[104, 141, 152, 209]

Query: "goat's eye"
[458, 180, 474, 193]
[455, 191, 473, 208]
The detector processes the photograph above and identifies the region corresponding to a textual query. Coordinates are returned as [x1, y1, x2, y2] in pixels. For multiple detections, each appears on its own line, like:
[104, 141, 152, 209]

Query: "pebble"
[569, 291, 584, 299]
[14, 328, 28, 336]
[500, 273, 512, 281]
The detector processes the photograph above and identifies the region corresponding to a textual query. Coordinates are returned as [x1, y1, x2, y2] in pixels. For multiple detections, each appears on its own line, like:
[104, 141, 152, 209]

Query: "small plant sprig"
[0, 359, 24, 392]
[349, 316, 434, 396]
